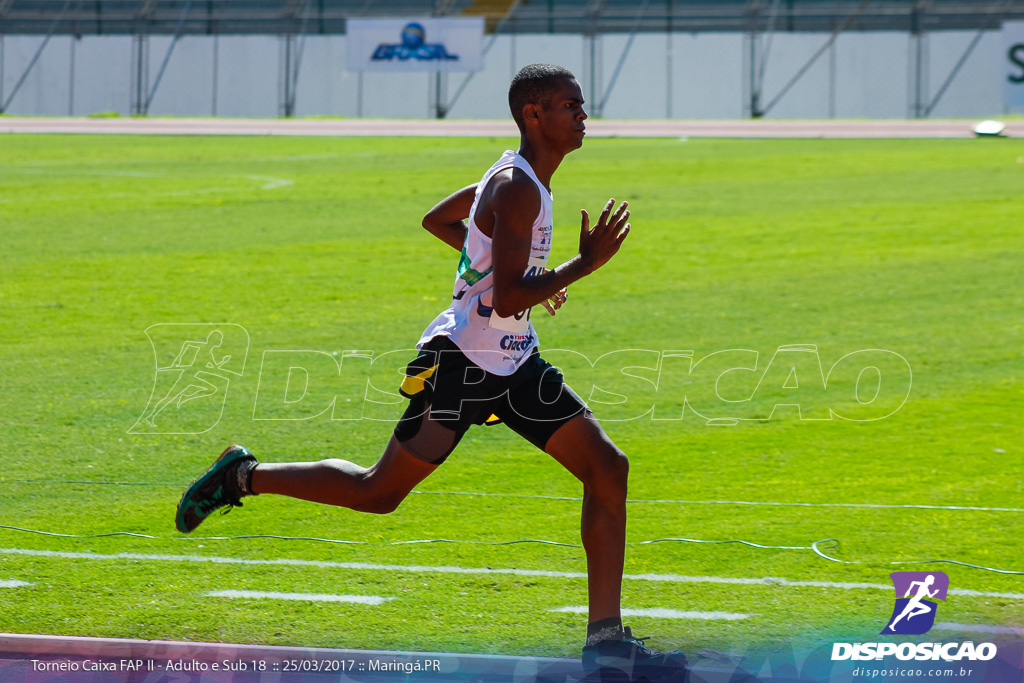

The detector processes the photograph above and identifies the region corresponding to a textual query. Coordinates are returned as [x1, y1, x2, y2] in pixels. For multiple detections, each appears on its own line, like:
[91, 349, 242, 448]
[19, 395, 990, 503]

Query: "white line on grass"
[11, 168, 164, 177]
[207, 590, 390, 604]
[0, 174, 292, 203]
[552, 606, 750, 620]
[933, 623, 1022, 635]
[410, 491, 1024, 513]
[0, 580, 32, 588]
[243, 175, 294, 190]
[3, 548, 1023, 600]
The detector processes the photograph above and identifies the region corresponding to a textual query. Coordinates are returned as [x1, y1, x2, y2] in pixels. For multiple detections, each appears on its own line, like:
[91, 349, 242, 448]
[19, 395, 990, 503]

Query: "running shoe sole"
[175, 444, 253, 534]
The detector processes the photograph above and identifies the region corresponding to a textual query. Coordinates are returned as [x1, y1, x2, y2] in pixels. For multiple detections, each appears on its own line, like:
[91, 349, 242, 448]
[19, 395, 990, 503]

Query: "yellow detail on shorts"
[400, 364, 439, 397]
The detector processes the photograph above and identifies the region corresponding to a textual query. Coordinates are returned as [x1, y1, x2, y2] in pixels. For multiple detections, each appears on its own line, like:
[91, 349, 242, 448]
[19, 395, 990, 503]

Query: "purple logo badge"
[881, 571, 949, 635]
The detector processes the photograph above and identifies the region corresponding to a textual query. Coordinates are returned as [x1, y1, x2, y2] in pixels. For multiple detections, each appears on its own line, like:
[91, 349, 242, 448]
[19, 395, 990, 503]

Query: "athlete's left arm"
[422, 184, 477, 252]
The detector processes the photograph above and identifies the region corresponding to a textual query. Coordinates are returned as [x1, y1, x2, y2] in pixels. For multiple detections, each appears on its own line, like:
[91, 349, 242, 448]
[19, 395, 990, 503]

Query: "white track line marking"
[411, 491, 1024, 513]
[3, 548, 1022, 600]
[0, 580, 32, 588]
[242, 174, 294, 189]
[933, 623, 1023, 635]
[0, 174, 291, 203]
[552, 606, 751, 620]
[207, 590, 390, 604]
[11, 168, 163, 177]
[4, 117, 1024, 139]
[10, 168, 292, 188]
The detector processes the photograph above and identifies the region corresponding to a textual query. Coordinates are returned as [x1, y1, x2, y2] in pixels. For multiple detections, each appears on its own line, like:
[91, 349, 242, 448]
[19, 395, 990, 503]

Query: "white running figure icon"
[143, 330, 231, 427]
[888, 574, 939, 631]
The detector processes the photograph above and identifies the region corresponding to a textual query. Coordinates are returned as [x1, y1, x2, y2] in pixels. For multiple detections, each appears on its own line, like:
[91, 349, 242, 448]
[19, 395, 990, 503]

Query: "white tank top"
[418, 150, 554, 376]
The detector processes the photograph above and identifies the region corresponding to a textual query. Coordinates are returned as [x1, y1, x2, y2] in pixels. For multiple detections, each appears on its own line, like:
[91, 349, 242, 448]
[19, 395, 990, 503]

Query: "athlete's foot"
[582, 627, 688, 681]
[175, 445, 258, 533]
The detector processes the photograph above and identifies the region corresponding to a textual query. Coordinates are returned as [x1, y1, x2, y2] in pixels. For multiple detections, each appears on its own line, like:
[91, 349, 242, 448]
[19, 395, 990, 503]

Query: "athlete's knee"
[358, 491, 406, 515]
[351, 484, 408, 514]
[586, 445, 629, 500]
[604, 448, 630, 494]
[340, 464, 410, 514]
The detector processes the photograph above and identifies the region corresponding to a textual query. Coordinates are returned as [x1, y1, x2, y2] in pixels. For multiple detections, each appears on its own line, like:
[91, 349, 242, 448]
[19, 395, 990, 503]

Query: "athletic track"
[2, 117, 1021, 138]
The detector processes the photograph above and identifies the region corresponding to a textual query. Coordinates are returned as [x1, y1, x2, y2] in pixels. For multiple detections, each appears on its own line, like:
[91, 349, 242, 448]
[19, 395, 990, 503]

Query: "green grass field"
[1, 133, 1022, 659]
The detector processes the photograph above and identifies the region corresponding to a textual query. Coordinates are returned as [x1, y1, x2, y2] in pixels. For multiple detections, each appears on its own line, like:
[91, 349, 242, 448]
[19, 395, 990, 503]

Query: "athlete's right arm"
[422, 184, 478, 252]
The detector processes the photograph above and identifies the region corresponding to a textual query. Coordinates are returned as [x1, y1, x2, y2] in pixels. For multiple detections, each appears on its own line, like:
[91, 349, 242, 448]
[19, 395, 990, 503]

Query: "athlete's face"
[539, 77, 588, 151]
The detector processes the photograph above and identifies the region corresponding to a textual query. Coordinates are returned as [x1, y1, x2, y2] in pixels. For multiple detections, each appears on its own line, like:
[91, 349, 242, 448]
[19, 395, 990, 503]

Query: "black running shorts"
[394, 335, 591, 462]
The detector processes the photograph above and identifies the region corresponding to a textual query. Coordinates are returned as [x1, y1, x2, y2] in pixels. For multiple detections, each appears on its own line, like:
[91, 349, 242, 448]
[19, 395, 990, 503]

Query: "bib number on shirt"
[488, 256, 546, 334]
[489, 306, 532, 333]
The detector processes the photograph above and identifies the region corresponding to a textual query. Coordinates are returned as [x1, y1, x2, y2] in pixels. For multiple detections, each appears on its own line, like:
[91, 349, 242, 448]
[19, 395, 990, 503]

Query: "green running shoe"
[175, 445, 257, 533]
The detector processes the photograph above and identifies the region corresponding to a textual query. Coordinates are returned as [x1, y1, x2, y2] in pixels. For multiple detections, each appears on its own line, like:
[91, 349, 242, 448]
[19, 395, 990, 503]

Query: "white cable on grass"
[636, 538, 809, 550]
[812, 539, 850, 563]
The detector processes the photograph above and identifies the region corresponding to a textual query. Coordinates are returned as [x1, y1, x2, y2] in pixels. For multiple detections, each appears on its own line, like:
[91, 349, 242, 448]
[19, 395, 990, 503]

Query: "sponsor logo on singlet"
[500, 334, 535, 352]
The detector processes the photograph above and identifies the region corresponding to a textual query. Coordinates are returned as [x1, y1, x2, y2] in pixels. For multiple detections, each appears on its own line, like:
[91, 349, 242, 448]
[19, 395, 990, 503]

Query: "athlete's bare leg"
[250, 435, 437, 514]
[544, 413, 628, 624]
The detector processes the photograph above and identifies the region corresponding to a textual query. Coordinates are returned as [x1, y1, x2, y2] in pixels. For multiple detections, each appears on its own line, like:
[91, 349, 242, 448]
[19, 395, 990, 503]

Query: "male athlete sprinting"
[176, 64, 686, 677]
[888, 574, 939, 631]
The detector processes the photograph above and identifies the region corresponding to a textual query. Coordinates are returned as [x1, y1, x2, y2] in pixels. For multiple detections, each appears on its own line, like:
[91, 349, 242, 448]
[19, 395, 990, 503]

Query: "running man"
[888, 574, 939, 631]
[144, 330, 230, 428]
[176, 64, 686, 677]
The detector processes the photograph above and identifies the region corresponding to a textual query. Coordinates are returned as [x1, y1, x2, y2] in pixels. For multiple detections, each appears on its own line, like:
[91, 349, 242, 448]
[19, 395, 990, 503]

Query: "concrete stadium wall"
[0, 30, 1013, 118]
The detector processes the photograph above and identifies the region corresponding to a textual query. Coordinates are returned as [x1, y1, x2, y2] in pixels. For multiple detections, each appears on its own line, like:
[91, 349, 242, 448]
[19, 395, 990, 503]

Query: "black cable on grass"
[392, 539, 579, 548]
[0, 525, 158, 539]
[184, 535, 367, 545]
[811, 539, 1024, 576]
[0, 523, 805, 551]
[0, 528, 368, 544]
[2, 524, 1020, 574]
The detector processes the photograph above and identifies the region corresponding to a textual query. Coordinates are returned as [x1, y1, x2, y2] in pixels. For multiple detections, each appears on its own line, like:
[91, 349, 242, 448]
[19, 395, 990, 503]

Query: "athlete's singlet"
[418, 150, 554, 376]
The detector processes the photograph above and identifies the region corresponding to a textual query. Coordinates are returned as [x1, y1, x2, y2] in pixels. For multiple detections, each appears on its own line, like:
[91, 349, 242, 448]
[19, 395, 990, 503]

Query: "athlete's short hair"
[508, 64, 577, 132]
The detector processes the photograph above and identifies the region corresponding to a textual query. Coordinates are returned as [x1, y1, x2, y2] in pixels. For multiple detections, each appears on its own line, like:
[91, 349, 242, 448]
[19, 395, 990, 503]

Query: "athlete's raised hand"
[579, 199, 630, 274]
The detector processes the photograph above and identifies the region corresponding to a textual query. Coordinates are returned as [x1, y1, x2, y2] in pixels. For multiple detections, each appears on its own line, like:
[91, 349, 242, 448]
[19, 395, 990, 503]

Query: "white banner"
[346, 18, 484, 73]
[1004, 21, 1024, 107]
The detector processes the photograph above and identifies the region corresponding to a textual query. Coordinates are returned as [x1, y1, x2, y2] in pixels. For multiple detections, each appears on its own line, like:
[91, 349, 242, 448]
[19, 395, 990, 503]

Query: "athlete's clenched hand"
[540, 287, 568, 316]
[579, 199, 630, 275]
